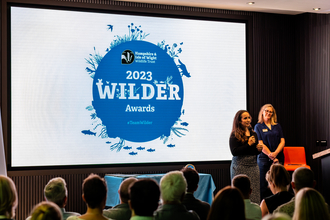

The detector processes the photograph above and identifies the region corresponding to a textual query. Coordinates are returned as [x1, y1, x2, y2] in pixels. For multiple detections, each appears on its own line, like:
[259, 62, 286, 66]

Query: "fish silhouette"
[181, 122, 189, 126]
[137, 146, 145, 150]
[123, 146, 132, 150]
[167, 144, 175, 148]
[81, 130, 96, 136]
[147, 148, 155, 152]
[177, 59, 191, 78]
[106, 141, 111, 144]
[129, 151, 137, 155]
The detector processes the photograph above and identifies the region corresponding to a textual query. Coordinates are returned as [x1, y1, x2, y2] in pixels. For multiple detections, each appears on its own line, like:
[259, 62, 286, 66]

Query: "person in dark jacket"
[181, 167, 210, 220]
[128, 179, 160, 220]
[103, 177, 137, 220]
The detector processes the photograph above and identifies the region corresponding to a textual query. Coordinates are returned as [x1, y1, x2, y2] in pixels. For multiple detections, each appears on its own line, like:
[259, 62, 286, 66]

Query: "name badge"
[262, 129, 268, 132]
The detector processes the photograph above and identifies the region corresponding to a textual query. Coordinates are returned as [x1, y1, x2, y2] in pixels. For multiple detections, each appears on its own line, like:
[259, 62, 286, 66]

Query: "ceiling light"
[313, 8, 321, 11]
[247, 2, 255, 5]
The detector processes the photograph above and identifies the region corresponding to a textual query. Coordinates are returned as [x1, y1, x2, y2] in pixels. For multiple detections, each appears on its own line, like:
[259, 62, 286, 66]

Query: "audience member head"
[82, 174, 107, 209]
[266, 164, 290, 192]
[293, 187, 330, 220]
[181, 167, 199, 192]
[160, 171, 186, 204]
[292, 167, 315, 194]
[258, 104, 277, 125]
[231, 174, 251, 199]
[0, 175, 18, 219]
[128, 179, 160, 216]
[30, 201, 62, 220]
[44, 177, 68, 208]
[262, 213, 291, 220]
[232, 110, 251, 132]
[119, 177, 138, 204]
[207, 186, 245, 220]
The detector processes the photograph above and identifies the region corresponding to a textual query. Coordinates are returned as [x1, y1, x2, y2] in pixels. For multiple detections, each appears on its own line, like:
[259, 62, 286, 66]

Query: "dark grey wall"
[295, 13, 330, 199]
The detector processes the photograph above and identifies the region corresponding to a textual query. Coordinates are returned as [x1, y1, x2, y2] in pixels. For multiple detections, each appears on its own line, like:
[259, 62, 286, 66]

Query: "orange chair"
[283, 146, 310, 171]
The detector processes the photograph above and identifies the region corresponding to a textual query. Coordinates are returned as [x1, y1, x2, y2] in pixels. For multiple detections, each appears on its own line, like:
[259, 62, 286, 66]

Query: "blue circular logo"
[92, 41, 184, 142]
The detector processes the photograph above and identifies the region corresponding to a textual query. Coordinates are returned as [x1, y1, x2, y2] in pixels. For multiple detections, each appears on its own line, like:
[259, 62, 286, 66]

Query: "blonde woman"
[293, 188, 330, 220]
[260, 164, 293, 217]
[0, 175, 18, 220]
[254, 104, 285, 200]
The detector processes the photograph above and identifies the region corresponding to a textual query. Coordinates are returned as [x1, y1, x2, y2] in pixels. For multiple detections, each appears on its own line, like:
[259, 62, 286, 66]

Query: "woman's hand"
[256, 144, 263, 152]
[268, 152, 278, 160]
[248, 136, 256, 146]
[273, 158, 279, 164]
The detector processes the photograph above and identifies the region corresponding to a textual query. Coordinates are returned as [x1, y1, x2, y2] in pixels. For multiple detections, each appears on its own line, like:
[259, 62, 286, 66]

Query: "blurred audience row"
[0, 165, 329, 220]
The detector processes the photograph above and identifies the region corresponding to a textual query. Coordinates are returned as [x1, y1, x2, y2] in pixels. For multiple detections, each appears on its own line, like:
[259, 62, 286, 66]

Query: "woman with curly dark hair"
[229, 110, 263, 204]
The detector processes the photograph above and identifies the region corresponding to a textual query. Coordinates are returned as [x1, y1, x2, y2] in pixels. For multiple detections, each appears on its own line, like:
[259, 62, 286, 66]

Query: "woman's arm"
[229, 134, 257, 156]
[259, 140, 272, 155]
[269, 123, 285, 159]
[260, 199, 269, 217]
[269, 138, 285, 159]
[254, 124, 271, 155]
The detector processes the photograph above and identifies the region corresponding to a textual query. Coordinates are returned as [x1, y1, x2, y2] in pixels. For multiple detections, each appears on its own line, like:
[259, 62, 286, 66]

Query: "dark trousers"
[257, 157, 273, 200]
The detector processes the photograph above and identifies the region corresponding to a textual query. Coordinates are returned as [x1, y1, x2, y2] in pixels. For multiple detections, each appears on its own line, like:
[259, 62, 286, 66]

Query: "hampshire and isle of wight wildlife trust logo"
[121, 50, 134, 64]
